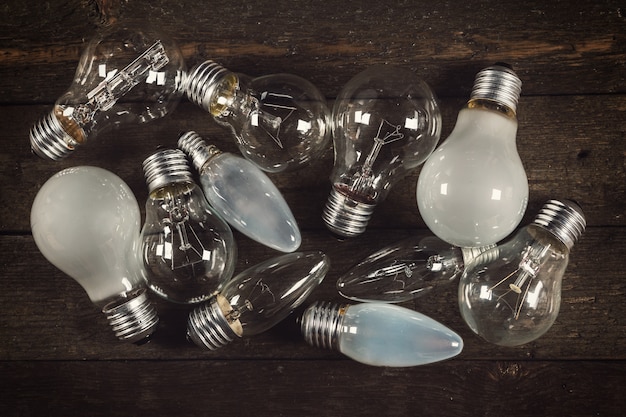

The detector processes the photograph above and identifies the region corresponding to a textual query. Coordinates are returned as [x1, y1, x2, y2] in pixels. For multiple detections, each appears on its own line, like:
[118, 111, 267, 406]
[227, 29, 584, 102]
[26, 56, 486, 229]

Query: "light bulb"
[323, 65, 441, 238]
[301, 302, 463, 367]
[187, 251, 329, 350]
[458, 199, 586, 346]
[30, 24, 185, 160]
[177, 131, 301, 252]
[184, 60, 330, 172]
[337, 235, 494, 303]
[30, 166, 158, 343]
[140, 149, 237, 304]
[417, 64, 528, 247]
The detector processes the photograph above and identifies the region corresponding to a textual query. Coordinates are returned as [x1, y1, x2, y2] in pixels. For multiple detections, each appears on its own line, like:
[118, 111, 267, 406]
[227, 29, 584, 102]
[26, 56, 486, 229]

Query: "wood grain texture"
[0, 0, 625, 416]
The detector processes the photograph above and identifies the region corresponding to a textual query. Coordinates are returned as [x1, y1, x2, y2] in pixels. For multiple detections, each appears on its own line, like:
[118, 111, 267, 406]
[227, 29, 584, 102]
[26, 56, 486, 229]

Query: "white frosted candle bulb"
[301, 302, 463, 367]
[185, 60, 330, 172]
[417, 65, 527, 247]
[30, 25, 185, 160]
[178, 131, 301, 252]
[30, 166, 158, 343]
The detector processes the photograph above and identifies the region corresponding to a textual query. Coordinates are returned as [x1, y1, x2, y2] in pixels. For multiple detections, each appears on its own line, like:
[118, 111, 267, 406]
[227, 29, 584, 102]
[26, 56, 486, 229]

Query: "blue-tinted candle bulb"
[301, 302, 463, 367]
[178, 131, 301, 252]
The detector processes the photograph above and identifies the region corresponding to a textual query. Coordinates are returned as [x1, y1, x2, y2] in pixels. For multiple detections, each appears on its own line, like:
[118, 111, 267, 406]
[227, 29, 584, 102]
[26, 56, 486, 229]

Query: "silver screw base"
[142, 149, 194, 193]
[29, 110, 75, 160]
[533, 199, 586, 250]
[322, 186, 376, 238]
[471, 65, 522, 113]
[102, 288, 159, 344]
[177, 131, 222, 172]
[301, 301, 348, 351]
[187, 296, 238, 350]
[185, 60, 229, 112]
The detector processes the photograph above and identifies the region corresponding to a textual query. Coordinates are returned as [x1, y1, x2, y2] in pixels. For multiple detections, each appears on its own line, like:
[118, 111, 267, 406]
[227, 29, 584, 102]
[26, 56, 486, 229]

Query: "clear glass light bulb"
[187, 251, 329, 350]
[417, 64, 528, 247]
[30, 166, 159, 343]
[323, 65, 441, 238]
[301, 302, 463, 367]
[458, 199, 586, 346]
[30, 24, 185, 160]
[140, 149, 237, 304]
[337, 235, 494, 303]
[177, 131, 301, 252]
[184, 60, 331, 173]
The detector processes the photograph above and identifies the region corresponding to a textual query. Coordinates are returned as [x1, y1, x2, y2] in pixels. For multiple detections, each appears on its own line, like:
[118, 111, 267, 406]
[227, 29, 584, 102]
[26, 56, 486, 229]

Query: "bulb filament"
[63, 40, 170, 128]
[350, 119, 404, 195]
[487, 244, 551, 319]
[252, 91, 298, 149]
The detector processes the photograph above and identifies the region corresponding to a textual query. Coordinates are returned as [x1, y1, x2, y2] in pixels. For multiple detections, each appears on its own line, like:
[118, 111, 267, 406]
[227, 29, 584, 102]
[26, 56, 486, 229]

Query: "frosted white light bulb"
[30, 25, 185, 160]
[140, 149, 237, 304]
[417, 65, 527, 247]
[187, 251, 329, 350]
[337, 235, 494, 303]
[178, 131, 301, 252]
[30, 166, 158, 343]
[324, 65, 441, 238]
[459, 199, 585, 346]
[185, 60, 330, 172]
[301, 302, 463, 367]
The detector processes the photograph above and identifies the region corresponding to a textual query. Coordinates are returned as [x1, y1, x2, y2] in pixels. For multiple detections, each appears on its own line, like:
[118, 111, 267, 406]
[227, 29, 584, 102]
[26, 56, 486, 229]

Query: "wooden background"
[1, 0, 625, 415]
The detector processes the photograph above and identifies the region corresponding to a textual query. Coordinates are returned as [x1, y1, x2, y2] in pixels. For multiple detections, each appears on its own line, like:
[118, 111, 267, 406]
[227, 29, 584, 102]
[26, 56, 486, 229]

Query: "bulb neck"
[469, 65, 522, 114]
[102, 288, 159, 344]
[460, 244, 498, 267]
[532, 199, 586, 250]
[177, 131, 222, 172]
[143, 149, 195, 193]
[30, 110, 77, 160]
[322, 185, 376, 238]
[301, 301, 349, 351]
[185, 60, 234, 115]
[187, 294, 241, 350]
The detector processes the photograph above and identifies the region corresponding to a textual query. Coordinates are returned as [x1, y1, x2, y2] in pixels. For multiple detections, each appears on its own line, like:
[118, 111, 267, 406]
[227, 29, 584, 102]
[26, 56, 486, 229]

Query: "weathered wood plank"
[0, 228, 623, 361]
[0, 0, 625, 102]
[0, 360, 624, 417]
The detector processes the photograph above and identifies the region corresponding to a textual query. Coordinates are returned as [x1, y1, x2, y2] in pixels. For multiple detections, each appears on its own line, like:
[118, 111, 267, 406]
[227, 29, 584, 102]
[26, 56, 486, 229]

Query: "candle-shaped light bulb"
[301, 302, 463, 367]
[178, 131, 301, 252]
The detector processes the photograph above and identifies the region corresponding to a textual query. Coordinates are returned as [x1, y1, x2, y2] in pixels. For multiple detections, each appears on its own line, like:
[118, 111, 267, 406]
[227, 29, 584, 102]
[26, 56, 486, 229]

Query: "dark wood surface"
[1, 1, 625, 416]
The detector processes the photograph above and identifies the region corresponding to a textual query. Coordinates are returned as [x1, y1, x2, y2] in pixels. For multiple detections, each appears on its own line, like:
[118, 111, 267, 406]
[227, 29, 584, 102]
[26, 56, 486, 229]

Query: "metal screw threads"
[177, 131, 222, 172]
[322, 186, 376, 238]
[102, 288, 159, 343]
[187, 296, 238, 350]
[533, 199, 586, 250]
[470, 65, 522, 114]
[185, 60, 230, 112]
[301, 301, 349, 351]
[461, 244, 499, 267]
[142, 149, 194, 193]
[30, 110, 75, 160]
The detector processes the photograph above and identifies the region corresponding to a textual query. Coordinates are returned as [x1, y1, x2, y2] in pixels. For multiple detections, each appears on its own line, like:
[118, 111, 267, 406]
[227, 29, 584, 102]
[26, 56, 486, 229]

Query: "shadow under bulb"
[458, 199, 586, 346]
[184, 60, 331, 173]
[30, 166, 159, 343]
[140, 149, 237, 304]
[30, 24, 185, 160]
